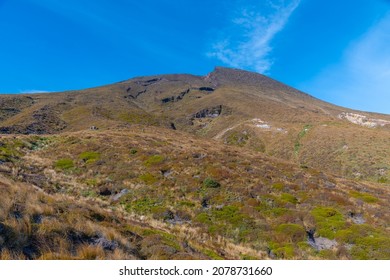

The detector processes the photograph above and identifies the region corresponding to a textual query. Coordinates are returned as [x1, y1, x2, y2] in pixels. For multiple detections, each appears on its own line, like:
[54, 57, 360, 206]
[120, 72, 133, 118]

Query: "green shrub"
[55, 158, 74, 170]
[272, 183, 284, 191]
[0, 141, 23, 162]
[311, 207, 345, 239]
[294, 142, 301, 155]
[318, 249, 337, 259]
[203, 178, 220, 188]
[211, 205, 255, 241]
[281, 193, 298, 204]
[85, 178, 98, 186]
[271, 243, 295, 259]
[151, 207, 174, 221]
[212, 205, 241, 222]
[144, 155, 164, 167]
[139, 173, 158, 184]
[178, 200, 195, 208]
[240, 254, 258, 260]
[276, 223, 306, 242]
[81, 189, 97, 198]
[262, 208, 291, 217]
[0, 146, 15, 162]
[195, 213, 212, 224]
[140, 229, 181, 251]
[29, 137, 50, 151]
[377, 177, 388, 184]
[350, 236, 390, 259]
[294, 124, 312, 155]
[350, 191, 378, 203]
[335, 224, 379, 244]
[201, 249, 224, 260]
[226, 132, 249, 147]
[79, 151, 100, 164]
[126, 197, 160, 214]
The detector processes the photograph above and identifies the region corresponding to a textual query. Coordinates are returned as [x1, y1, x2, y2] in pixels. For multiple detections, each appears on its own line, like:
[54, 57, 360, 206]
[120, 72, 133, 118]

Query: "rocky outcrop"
[348, 211, 366, 224]
[307, 229, 338, 250]
[161, 96, 175, 103]
[112, 189, 130, 202]
[192, 105, 222, 119]
[198, 87, 214, 92]
[135, 78, 162, 86]
[161, 89, 190, 104]
[0, 105, 67, 135]
[0, 96, 35, 122]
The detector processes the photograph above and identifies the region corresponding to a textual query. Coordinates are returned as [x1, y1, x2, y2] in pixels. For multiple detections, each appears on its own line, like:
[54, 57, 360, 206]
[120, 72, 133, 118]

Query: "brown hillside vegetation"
[0, 67, 389, 259]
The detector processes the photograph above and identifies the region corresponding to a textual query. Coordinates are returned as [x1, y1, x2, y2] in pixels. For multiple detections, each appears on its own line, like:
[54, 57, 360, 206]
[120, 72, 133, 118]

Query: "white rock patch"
[252, 119, 286, 132]
[338, 112, 390, 128]
[257, 124, 271, 129]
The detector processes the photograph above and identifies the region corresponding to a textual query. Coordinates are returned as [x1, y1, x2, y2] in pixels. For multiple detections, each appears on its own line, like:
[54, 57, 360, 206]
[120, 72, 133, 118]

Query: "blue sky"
[0, 0, 389, 114]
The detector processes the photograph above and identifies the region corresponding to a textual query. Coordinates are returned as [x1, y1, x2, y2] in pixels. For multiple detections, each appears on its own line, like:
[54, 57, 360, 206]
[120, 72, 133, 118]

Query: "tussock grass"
[0, 127, 389, 259]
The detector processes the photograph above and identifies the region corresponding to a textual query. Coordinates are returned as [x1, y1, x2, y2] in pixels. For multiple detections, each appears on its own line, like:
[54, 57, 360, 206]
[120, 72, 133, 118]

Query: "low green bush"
[79, 151, 100, 164]
[201, 249, 224, 260]
[276, 223, 306, 242]
[139, 173, 158, 184]
[350, 191, 378, 203]
[55, 158, 74, 170]
[195, 213, 212, 224]
[203, 178, 220, 188]
[144, 155, 164, 167]
[272, 183, 284, 191]
[311, 207, 345, 239]
[271, 243, 295, 259]
[281, 193, 298, 204]
[350, 236, 390, 259]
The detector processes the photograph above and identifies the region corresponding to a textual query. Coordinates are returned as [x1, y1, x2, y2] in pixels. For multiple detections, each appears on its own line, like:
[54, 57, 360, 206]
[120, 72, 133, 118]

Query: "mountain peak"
[205, 66, 292, 90]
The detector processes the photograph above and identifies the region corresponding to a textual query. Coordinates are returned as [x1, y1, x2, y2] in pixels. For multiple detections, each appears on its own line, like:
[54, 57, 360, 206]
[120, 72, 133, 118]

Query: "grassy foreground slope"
[0, 125, 389, 259]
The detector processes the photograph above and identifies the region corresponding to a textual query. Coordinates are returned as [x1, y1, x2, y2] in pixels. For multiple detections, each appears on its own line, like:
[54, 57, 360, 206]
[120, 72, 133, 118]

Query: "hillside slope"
[0, 67, 388, 183]
[0, 126, 389, 260]
[0, 67, 389, 260]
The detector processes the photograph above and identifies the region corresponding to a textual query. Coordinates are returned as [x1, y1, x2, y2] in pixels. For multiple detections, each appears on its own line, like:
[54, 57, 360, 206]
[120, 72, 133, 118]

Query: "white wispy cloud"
[209, 0, 300, 73]
[302, 12, 390, 114]
[20, 90, 51, 94]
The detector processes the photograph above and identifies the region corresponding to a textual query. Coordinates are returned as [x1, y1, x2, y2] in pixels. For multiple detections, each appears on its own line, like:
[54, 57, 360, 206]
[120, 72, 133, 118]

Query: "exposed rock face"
[161, 169, 172, 177]
[161, 96, 175, 104]
[198, 87, 214, 92]
[161, 89, 190, 104]
[308, 236, 338, 250]
[176, 89, 190, 101]
[348, 211, 366, 224]
[193, 105, 222, 119]
[99, 187, 112, 196]
[92, 237, 118, 251]
[112, 189, 129, 202]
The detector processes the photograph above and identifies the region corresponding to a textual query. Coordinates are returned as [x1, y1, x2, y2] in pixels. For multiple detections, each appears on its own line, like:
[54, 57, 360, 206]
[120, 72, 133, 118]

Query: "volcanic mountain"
[0, 67, 389, 260]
